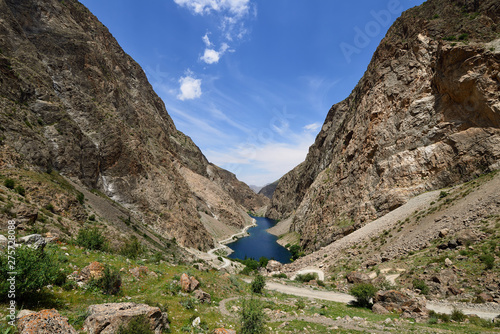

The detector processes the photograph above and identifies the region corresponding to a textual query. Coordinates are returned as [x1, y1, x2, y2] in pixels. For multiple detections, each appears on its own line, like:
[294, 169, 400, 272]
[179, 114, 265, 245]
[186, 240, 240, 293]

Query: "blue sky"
[80, 0, 425, 186]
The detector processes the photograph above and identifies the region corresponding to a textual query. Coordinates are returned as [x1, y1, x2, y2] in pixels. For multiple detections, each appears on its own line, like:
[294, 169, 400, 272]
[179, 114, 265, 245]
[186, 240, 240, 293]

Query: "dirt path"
[204, 219, 256, 270]
[241, 278, 499, 320]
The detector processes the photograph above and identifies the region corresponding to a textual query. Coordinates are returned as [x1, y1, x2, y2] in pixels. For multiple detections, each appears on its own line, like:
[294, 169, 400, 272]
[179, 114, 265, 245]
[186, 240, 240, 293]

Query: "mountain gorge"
[0, 0, 267, 250]
[268, 0, 500, 252]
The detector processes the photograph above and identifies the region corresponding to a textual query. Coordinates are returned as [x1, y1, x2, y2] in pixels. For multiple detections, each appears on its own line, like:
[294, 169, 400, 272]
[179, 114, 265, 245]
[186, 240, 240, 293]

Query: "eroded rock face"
[83, 302, 169, 334]
[0, 0, 266, 251]
[267, 0, 500, 252]
[18, 309, 77, 334]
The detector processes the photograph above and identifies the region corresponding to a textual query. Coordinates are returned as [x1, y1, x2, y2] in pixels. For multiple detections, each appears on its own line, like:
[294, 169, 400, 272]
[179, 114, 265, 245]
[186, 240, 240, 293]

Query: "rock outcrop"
[0, 0, 267, 251]
[18, 309, 77, 334]
[83, 302, 169, 334]
[267, 0, 500, 252]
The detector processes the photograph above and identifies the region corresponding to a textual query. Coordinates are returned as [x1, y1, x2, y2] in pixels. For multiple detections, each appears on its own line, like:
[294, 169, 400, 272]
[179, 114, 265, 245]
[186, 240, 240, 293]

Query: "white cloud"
[177, 73, 202, 100]
[202, 33, 212, 47]
[304, 122, 321, 132]
[173, 0, 250, 17]
[200, 49, 220, 64]
[200, 43, 232, 64]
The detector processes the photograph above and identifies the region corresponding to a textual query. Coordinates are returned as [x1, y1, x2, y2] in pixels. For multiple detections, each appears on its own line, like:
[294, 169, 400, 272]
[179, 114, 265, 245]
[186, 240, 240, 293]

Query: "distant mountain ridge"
[258, 180, 279, 199]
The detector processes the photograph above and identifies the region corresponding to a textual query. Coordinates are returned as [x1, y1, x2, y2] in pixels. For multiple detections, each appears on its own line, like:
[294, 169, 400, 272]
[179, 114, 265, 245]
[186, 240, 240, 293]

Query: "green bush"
[179, 297, 196, 310]
[272, 273, 287, 279]
[76, 227, 107, 251]
[294, 272, 317, 283]
[289, 244, 304, 261]
[15, 185, 25, 196]
[350, 283, 377, 308]
[296, 299, 306, 310]
[117, 315, 154, 334]
[54, 271, 67, 287]
[240, 298, 267, 334]
[88, 266, 121, 295]
[480, 253, 495, 270]
[251, 274, 266, 294]
[451, 308, 466, 322]
[258, 256, 269, 268]
[76, 192, 85, 205]
[0, 247, 59, 301]
[119, 236, 144, 259]
[412, 279, 430, 295]
[439, 191, 449, 198]
[3, 178, 15, 189]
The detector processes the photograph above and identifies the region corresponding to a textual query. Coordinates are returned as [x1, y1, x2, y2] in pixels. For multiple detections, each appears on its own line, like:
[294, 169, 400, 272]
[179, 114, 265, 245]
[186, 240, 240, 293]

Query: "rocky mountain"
[0, 0, 267, 250]
[267, 0, 500, 252]
[258, 180, 279, 199]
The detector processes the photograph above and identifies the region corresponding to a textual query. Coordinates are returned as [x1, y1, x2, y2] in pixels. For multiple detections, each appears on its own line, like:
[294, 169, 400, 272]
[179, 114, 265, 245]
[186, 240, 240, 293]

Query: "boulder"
[444, 258, 453, 267]
[212, 329, 236, 334]
[439, 229, 449, 238]
[18, 234, 46, 250]
[347, 271, 372, 284]
[374, 290, 428, 320]
[193, 289, 211, 304]
[179, 273, 200, 292]
[478, 292, 494, 302]
[0, 235, 8, 248]
[266, 260, 283, 272]
[83, 302, 169, 334]
[129, 266, 158, 279]
[18, 309, 77, 334]
[78, 262, 105, 283]
[431, 269, 457, 286]
[372, 303, 390, 314]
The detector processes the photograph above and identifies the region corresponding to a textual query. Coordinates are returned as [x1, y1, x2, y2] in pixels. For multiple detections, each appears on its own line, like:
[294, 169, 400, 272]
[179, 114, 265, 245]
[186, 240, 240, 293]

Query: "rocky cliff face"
[268, 0, 500, 252]
[0, 0, 267, 250]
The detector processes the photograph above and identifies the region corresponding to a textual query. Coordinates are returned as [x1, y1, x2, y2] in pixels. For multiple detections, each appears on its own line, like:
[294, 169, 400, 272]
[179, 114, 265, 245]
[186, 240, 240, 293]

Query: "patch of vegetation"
[272, 273, 287, 279]
[350, 283, 377, 308]
[288, 244, 305, 261]
[479, 253, 495, 270]
[87, 265, 122, 295]
[3, 178, 15, 189]
[294, 272, 318, 283]
[412, 279, 430, 295]
[76, 191, 85, 204]
[0, 246, 59, 301]
[251, 274, 266, 294]
[15, 185, 25, 196]
[119, 236, 144, 260]
[76, 227, 108, 251]
[451, 308, 466, 322]
[240, 298, 267, 334]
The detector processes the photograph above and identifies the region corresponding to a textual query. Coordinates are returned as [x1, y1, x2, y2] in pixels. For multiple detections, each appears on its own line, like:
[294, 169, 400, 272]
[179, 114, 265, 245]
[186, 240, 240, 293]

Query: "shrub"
[76, 227, 107, 251]
[119, 236, 144, 259]
[251, 274, 266, 294]
[179, 297, 196, 310]
[272, 273, 287, 279]
[165, 281, 181, 295]
[296, 299, 306, 310]
[289, 244, 304, 261]
[258, 256, 269, 268]
[451, 308, 466, 322]
[54, 271, 67, 287]
[88, 266, 121, 295]
[117, 315, 154, 334]
[439, 191, 449, 198]
[240, 298, 267, 334]
[0, 247, 59, 301]
[76, 192, 85, 205]
[350, 283, 377, 308]
[294, 273, 317, 283]
[15, 185, 25, 196]
[479, 253, 495, 270]
[3, 178, 15, 189]
[412, 279, 430, 295]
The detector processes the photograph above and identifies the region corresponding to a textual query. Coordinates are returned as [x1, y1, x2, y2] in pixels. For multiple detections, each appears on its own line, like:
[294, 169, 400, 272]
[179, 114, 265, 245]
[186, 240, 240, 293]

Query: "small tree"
[251, 274, 266, 294]
[0, 247, 59, 301]
[240, 298, 267, 334]
[350, 283, 377, 308]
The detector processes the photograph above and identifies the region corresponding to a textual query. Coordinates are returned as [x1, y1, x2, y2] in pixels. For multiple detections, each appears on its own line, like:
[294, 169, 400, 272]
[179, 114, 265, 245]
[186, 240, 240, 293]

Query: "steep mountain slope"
[268, 0, 500, 252]
[258, 180, 279, 199]
[0, 0, 267, 250]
